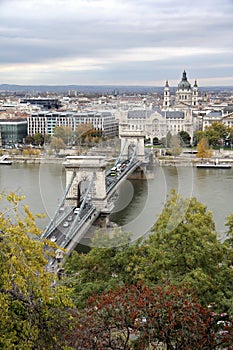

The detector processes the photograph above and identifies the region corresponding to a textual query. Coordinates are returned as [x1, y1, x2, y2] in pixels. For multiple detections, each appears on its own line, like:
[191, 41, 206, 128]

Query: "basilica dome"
[178, 70, 191, 90]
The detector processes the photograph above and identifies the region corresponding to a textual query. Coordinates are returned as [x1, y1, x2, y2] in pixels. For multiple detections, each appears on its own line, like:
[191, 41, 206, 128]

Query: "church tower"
[192, 79, 198, 107]
[163, 80, 171, 108]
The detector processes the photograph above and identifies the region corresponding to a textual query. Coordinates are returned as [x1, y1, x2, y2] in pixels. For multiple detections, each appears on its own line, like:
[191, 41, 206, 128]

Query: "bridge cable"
[41, 171, 76, 239]
[60, 172, 95, 247]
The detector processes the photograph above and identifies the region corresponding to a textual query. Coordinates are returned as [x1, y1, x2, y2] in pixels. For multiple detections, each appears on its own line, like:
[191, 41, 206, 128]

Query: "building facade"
[21, 98, 62, 110]
[27, 111, 119, 137]
[0, 119, 27, 145]
[119, 107, 194, 142]
[163, 70, 198, 110]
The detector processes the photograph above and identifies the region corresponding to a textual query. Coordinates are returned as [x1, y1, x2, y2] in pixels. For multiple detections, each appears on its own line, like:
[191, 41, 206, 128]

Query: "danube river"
[0, 163, 233, 242]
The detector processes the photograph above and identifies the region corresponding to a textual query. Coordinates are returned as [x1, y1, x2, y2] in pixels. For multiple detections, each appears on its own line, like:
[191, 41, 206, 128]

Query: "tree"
[226, 214, 233, 246]
[63, 229, 140, 307]
[169, 135, 182, 156]
[178, 130, 191, 146]
[63, 190, 233, 314]
[0, 192, 74, 349]
[44, 134, 51, 145]
[53, 126, 73, 145]
[143, 190, 233, 312]
[193, 130, 205, 146]
[165, 131, 173, 148]
[33, 133, 44, 146]
[65, 283, 233, 350]
[74, 123, 93, 147]
[196, 137, 213, 158]
[25, 135, 34, 145]
[205, 122, 229, 147]
[50, 137, 66, 154]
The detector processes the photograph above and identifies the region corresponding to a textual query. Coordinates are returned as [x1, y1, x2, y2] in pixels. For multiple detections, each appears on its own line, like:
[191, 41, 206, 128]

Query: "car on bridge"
[108, 169, 118, 176]
[74, 208, 80, 215]
[120, 159, 130, 170]
[63, 221, 69, 228]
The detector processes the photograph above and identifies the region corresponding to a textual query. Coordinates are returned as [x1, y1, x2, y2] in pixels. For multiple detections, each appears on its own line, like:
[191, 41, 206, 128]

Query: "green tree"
[63, 191, 233, 314]
[226, 214, 233, 245]
[0, 192, 73, 349]
[143, 190, 233, 312]
[33, 132, 44, 146]
[178, 130, 191, 146]
[193, 130, 205, 146]
[196, 137, 213, 158]
[50, 137, 66, 154]
[63, 229, 145, 307]
[204, 122, 229, 147]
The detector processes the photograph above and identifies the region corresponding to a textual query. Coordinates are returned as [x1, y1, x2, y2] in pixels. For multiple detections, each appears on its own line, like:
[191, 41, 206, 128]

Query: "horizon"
[1, 83, 233, 89]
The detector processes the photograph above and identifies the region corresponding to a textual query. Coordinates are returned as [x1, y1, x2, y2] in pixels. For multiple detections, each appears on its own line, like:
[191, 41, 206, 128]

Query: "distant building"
[27, 111, 118, 137]
[0, 119, 27, 145]
[163, 70, 198, 110]
[21, 98, 62, 110]
[194, 107, 233, 131]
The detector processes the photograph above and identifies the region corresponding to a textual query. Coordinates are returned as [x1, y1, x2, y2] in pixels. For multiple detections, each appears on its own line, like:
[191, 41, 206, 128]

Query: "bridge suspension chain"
[113, 138, 127, 166]
[60, 172, 95, 248]
[41, 171, 76, 239]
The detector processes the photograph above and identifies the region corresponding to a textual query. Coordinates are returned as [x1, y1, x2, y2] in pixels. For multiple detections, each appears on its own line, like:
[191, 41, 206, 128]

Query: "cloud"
[0, 0, 232, 85]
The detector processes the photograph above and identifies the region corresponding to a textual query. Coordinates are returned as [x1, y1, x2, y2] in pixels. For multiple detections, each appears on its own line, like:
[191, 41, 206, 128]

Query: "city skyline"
[0, 0, 233, 87]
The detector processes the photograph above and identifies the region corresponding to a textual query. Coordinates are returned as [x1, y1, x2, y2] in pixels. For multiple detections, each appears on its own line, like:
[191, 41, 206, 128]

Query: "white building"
[163, 70, 199, 110]
[119, 107, 194, 142]
[27, 111, 119, 137]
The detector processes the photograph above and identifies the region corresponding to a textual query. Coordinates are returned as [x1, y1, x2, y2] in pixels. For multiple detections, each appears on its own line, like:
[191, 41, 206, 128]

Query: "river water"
[0, 163, 232, 241]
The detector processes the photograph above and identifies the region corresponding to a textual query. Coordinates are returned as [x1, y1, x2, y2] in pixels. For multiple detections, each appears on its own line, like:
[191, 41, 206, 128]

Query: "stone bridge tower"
[63, 156, 108, 211]
[119, 124, 145, 161]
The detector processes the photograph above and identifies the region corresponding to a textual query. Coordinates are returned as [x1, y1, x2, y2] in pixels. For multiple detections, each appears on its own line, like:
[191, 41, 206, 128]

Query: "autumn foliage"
[65, 283, 233, 350]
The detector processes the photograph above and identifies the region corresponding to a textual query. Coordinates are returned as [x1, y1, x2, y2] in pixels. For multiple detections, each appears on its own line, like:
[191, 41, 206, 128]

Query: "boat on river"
[196, 160, 231, 169]
[0, 155, 12, 165]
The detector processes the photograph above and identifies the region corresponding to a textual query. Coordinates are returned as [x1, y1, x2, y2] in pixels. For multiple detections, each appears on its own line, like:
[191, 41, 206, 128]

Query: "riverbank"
[9, 156, 64, 164]
[4, 152, 233, 166]
[158, 156, 233, 166]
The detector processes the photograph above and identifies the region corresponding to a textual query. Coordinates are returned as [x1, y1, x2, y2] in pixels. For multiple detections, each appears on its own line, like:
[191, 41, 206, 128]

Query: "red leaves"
[65, 283, 233, 349]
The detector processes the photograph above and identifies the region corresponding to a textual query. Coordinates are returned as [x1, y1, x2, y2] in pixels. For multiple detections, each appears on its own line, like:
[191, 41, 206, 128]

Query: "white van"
[74, 208, 80, 215]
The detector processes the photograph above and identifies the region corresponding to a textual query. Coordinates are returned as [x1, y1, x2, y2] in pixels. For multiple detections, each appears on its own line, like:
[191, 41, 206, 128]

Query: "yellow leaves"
[196, 137, 213, 159]
[0, 192, 74, 349]
[6, 192, 25, 205]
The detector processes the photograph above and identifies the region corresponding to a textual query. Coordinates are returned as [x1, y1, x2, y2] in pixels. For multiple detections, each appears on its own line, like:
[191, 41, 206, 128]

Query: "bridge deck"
[42, 158, 142, 253]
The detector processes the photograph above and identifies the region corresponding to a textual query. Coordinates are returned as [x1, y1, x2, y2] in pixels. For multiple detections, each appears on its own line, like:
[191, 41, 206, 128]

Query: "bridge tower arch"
[64, 156, 108, 210]
[119, 129, 145, 161]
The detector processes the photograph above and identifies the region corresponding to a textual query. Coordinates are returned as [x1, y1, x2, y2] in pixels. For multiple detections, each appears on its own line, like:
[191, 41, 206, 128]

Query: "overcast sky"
[0, 0, 232, 86]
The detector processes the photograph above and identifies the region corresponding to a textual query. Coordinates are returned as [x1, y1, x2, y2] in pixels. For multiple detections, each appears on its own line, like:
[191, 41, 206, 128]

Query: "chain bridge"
[41, 130, 153, 262]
